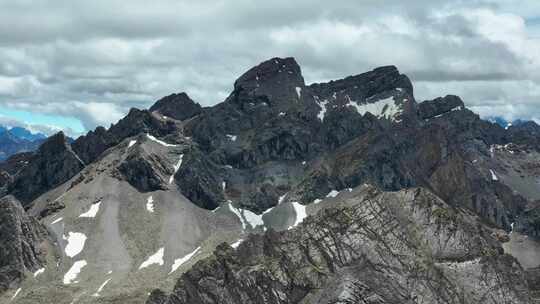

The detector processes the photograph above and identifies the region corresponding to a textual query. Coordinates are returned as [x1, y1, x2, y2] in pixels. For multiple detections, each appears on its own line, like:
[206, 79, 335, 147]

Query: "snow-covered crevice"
[128, 140, 137, 148]
[314, 96, 329, 121]
[79, 201, 101, 218]
[146, 134, 178, 147]
[490, 169, 499, 181]
[228, 203, 265, 230]
[288, 202, 307, 230]
[33, 268, 45, 278]
[63, 232, 87, 258]
[169, 247, 201, 274]
[295, 87, 302, 99]
[11, 288, 22, 300]
[51, 217, 63, 225]
[146, 196, 155, 213]
[139, 247, 165, 270]
[168, 154, 184, 184]
[231, 239, 244, 249]
[346, 95, 402, 122]
[63, 260, 87, 284]
[92, 278, 112, 297]
[243, 209, 264, 228]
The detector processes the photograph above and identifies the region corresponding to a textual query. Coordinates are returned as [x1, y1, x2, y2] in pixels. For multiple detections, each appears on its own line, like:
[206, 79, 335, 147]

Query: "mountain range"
[0, 57, 539, 304]
[0, 126, 46, 161]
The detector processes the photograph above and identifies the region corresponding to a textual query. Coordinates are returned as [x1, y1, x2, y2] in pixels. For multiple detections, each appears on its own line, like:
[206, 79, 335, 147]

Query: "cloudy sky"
[1, 0, 539, 136]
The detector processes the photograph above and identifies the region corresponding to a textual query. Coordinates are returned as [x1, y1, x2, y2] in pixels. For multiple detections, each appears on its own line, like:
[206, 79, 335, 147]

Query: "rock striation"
[0, 196, 48, 293]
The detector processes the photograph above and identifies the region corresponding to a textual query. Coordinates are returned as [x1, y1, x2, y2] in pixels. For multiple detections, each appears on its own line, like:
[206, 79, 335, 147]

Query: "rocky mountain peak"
[149, 92, 202, 121]
[8, 132, 85, 205]
[230, 57, 306, 109]
[37, 131, 69, 154]
[418, 95, 465, 120]
[234, 57, 303, 89]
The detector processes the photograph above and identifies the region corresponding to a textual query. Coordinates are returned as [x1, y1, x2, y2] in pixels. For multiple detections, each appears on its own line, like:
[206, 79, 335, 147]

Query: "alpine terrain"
[0, 126, 46, 161]
[0, 57, 539, 304]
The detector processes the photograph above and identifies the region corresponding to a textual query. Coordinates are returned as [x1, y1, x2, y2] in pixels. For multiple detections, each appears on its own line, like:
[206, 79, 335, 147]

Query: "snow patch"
[231, 239, 244, 248]
[51, 217, 63, 225]
[92, 278, 112, 297]
[228, 203, 245, 230]
[226, 134, 237, 142]
[295, 87, 302, 99]
[314, 96, 329, 121]
[278, 112, 286, 116]
[139, 247, 165, 270]
[33, 268, 45, 278]
[170, 247, 201, 274]
[11, 288, 21, 300]
[346, 96, 402, 122]
[146, 196, 155, 213]
[288, 202, 307, 230]
[146, 134, 178, 147]
[490, 169, 499, 181]
[228, 204, 264, 229]
[326, 190, 339, 198]
[63, 260, 87, 284]
[169, 154, 184, 184]
[510, 222, 515, 235]
[79, 201, 101, 218]
[128, 140, 137, 148]
[64, 232, 87, 258]
[313, 199, 322, 204]
[243, 209, 264, 228]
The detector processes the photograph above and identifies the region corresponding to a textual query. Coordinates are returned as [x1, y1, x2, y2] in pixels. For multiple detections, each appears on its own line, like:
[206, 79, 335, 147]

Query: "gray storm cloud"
[0, 0, 539, 133]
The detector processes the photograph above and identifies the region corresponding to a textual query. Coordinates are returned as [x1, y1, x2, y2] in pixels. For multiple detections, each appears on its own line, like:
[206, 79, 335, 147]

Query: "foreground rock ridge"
[147, 186, 530, 304]
[0, 57, 538, 303]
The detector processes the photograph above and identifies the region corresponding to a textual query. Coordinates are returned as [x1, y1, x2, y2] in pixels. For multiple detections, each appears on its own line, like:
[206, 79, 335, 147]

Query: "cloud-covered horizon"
[1, 0, 540, 136]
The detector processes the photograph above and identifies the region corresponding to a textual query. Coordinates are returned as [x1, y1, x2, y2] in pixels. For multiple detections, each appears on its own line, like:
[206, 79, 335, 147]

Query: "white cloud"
[0, 0, 538, 132]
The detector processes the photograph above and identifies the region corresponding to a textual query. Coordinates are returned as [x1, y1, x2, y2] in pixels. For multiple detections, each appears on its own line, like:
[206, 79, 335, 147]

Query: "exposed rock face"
[508, 121, 540, 149]
[418, 95, 465, 119]
[146, 186, 532, 304]
[0, 152, 35, 176]
[8, 132, 85, 206]
[149, 92, 203, 121]
[527, 267, 540, 302]
[0, 196, 48, 294]
[72, 108, 179, 165]
[174, 148, 224, 210]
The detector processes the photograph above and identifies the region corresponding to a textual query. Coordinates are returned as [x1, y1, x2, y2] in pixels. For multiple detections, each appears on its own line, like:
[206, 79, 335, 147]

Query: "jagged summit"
[234, 57, 304, 89]
[228, 57, 307, 112]
[149, 92, 202, 121]
[418, 95, 465, 119]
[8, 132, 84, 205]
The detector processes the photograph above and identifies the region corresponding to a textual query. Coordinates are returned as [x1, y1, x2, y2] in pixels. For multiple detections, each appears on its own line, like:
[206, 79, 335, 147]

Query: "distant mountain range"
[0, 126, 47, 160]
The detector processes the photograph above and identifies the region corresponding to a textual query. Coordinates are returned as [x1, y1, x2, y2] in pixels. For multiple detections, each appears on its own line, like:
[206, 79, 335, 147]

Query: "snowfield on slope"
[79, 201, 101, 218]
[139, 248, 165, 270]
[63, 260, 87, 284]
[64, 232, 87, 258]
[170, 247, 201, 274]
